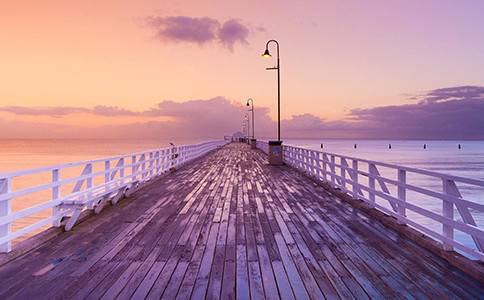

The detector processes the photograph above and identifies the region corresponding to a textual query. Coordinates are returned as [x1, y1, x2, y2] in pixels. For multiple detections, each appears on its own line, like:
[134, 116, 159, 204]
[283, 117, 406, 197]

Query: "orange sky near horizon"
[1, 1, 484, 139]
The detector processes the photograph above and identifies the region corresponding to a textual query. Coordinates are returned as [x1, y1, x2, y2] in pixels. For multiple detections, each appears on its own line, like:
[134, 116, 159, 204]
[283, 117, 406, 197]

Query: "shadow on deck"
[0, 142, 483, 299]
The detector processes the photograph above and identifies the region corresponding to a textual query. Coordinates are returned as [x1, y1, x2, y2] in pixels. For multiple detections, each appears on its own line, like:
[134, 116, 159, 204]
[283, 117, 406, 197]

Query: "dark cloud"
[146, 16, 219, 44]
[218, 19, 249, 52]
[420, 86, 484, 104]
[146, 15, 251, 51]
[349, 86, 484, 139]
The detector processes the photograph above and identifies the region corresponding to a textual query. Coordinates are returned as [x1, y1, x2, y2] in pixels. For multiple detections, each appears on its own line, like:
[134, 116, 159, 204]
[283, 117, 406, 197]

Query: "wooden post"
[52, 169, 61, 227]
[368, 163, 376, 208]
[442, 179, 454, 251]
[331, 155, 336, 186]
[86, 163, 94, 210]
[105, 160, 111, 191]
[148, 152, 154, 178]
[119, 158, 125, 184]
[340, 158, 347, 190]
[397, 169, 406, 225]
[352, 160, 358, 198]
[132, 155, 137, 181]
[0, 178, 12, 252]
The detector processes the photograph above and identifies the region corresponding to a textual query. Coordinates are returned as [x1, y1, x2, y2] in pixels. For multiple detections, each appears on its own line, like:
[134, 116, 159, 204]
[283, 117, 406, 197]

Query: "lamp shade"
[262, 49, 271, 58]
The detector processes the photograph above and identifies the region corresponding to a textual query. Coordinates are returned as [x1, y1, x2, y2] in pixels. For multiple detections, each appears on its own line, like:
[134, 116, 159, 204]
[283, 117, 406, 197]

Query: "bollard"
[268, 141, 283, 165]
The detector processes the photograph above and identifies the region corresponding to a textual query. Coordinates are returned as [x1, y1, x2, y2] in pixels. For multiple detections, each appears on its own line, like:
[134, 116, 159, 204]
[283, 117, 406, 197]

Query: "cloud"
[1, 86, 483, 140]
[0, 106, 139, 117]
[0, 106, 89, 117]
[146, 16, 219, 44]
[146, 15, 251, 51]
[349, 86, 484, 139]
[218, 19, 249, 52]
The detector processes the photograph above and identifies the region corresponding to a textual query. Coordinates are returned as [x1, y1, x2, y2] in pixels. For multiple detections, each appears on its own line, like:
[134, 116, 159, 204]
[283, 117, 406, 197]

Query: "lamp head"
[246, 101, 249, 106]
[262, 49, 271, 58]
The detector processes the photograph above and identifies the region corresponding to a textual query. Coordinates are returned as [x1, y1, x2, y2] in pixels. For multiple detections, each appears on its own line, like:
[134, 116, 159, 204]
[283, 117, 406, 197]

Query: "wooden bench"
[61, 180, 139, 231]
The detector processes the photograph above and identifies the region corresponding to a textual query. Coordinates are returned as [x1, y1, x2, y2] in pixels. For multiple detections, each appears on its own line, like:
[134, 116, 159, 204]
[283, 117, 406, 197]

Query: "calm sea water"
[1, 138, 483, 257]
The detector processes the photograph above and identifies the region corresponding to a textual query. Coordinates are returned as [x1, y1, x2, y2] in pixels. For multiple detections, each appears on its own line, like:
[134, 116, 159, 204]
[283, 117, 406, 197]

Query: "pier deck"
[1, 143, 483, 299]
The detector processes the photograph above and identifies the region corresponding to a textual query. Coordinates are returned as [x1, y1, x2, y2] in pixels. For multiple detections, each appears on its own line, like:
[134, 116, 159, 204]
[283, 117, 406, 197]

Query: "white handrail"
[0, 140, 229, 252]
[256, 141, 484, 261]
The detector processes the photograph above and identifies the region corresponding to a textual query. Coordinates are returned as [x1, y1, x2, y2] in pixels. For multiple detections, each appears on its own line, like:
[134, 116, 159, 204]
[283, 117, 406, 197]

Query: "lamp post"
[244, 113, 250, 142]
[262, 39, 280, 141]
[246, 98, 255, 139]
[263, 40, 283, 165]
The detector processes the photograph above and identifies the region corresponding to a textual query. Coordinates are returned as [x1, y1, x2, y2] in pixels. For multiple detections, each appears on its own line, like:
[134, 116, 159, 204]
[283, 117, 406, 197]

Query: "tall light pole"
[246, 98, 255, 139]
[262, 39, 280, 141]
[244, 113, 249, 141]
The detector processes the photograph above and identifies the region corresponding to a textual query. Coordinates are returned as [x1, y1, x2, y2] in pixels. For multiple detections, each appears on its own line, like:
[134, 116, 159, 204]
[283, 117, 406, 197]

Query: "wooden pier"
[0, 142, 483, 299]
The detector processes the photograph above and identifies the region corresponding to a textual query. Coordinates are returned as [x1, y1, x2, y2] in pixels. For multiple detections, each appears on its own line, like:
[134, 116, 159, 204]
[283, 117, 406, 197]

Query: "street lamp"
[244, 113, 250, 141]
[246, 98, 255, 139]
[262, 39, 280, 141]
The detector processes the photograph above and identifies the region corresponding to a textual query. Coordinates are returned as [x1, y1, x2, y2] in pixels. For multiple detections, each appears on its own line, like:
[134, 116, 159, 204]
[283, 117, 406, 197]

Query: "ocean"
[1, 138, 483, 256]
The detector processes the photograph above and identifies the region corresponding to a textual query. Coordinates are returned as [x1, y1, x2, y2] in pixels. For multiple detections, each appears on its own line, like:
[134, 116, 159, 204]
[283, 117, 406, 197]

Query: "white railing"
[0, 140, 229, 252]
[257, 141, 484, 261]
[256, 140, 269, 154]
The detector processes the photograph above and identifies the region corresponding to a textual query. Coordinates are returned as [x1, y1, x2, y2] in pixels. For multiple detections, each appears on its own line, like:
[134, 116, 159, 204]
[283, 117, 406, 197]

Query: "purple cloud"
[349, 86, 484, 139]
[0, 106, 89, 117]
[2, 86, 483, 139]
[218, 19, 249, 52]
[146, 16, 219, 44]
[0, 106, 139, 117]
[146, 15, 251, 51]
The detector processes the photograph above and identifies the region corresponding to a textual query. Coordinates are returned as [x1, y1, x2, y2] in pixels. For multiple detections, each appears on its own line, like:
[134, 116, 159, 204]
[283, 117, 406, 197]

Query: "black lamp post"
[244, 113, 249, 141]
[246, 98, 254, 139]
[262, 39, 280, 141]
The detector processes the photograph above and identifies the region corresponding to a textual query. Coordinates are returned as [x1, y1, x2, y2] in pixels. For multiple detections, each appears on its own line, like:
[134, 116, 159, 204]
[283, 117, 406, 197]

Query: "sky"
[1, 0, 484, 140]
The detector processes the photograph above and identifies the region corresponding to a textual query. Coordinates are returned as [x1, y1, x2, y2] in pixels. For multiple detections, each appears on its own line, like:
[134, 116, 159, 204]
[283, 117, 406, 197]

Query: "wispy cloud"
[146, 15, 251, 52]
[0, 105, 138, 117]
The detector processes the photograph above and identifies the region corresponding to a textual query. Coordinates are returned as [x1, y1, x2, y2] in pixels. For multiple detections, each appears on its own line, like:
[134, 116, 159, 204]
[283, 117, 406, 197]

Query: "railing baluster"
[132, 155, 137, 181]
[105, 160, 111, 191]
[397, 169, 407, 225]
[0, 177, 12, 252]
[340, 158, 347, 190]
[442, 178, 454, 251]
[352, 160, 359, 198]
[331, 155, 336, 186]
[368, 163, 376, 207]
[52, 169, 61, 227]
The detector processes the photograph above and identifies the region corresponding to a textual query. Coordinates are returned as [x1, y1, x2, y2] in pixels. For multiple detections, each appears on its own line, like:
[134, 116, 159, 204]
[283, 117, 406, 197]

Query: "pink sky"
[1, 1, 484, 139]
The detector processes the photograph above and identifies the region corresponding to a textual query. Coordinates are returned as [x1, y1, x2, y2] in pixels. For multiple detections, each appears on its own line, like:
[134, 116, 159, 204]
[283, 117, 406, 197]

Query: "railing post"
[368, 163, 376, 207]
[141, 154, 146, 179]
[397, 169, 407, 225]
[340, 158, 346, 190]
[331, 155, 336, 186]
[0, 178, 12, 252]
[119, 158, 125, 184]
[52, 169, 61, 227]
[105, 160, 111, 191]
[132, 155, 137, 181]
[352, 160, 359, 198]
[442, 179, 454, 251]
[322, 154, 327, 181]
[149, 152, 154, 178]
[86, 163, 94, 209]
